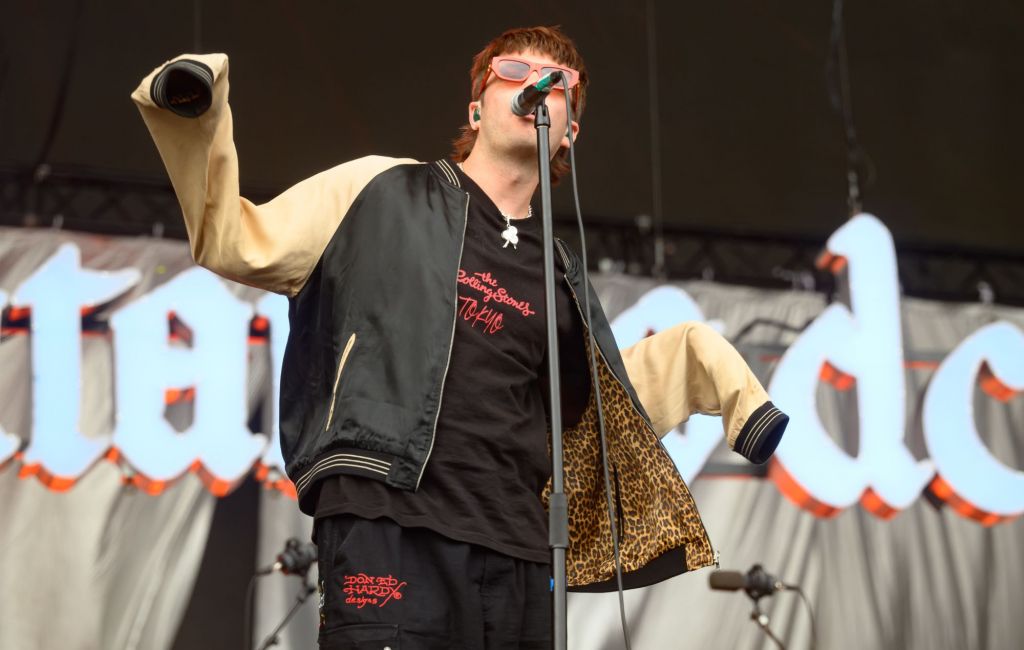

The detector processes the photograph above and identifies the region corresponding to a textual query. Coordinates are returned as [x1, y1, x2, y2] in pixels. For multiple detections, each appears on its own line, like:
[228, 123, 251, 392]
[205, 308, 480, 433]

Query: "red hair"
[451, 26, 589, 184]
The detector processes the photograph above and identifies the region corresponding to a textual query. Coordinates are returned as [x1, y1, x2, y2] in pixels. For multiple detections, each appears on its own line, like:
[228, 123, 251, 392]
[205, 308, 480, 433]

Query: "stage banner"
[1, 218, 1022, 649]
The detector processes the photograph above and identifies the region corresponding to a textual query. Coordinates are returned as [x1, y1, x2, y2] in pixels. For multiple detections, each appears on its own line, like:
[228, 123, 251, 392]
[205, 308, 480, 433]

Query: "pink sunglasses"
[480, 56, 581, 95]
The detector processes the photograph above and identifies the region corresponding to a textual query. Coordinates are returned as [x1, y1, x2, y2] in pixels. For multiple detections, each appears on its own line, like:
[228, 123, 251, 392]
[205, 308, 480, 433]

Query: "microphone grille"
[708, 570, 747, 591]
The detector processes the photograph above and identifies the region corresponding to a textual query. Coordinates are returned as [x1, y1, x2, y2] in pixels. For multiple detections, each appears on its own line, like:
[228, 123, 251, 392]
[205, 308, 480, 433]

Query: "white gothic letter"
[770, 214, 932, 512]
[924, 322, 1024, 518]
[15, 244, 139, 478]
[111, 267, 265, 483]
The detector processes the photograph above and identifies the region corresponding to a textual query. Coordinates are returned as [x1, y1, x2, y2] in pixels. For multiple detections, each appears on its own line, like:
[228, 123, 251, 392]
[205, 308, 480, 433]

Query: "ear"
[467, 102, 482, 130]
[559, 119, 581, 150]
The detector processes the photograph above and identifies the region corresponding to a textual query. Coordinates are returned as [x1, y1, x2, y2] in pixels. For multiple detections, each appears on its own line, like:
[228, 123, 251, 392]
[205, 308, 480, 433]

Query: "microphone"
[257, 538, 317, 577]
[709, 564, 788, 600]
[510, 71, 564, 116]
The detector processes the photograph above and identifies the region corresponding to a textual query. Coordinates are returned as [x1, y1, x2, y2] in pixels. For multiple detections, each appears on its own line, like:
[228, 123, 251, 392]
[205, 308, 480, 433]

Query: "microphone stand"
[748, 594, 786, 650]
[533, 99, 569, 650]
[254, 576, 317, 650]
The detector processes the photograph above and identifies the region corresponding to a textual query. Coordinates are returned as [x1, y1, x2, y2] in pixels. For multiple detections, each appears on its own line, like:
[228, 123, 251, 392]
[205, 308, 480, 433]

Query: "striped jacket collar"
[432, 159, 462, 189]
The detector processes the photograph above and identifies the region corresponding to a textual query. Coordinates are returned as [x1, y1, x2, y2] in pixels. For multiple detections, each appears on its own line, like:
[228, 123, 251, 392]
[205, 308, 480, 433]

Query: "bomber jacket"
[132, 53, 789, 590]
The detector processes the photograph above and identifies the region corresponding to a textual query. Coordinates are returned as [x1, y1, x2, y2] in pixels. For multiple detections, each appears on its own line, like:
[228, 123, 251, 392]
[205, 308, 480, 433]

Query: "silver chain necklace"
[457, 162, 532, 250]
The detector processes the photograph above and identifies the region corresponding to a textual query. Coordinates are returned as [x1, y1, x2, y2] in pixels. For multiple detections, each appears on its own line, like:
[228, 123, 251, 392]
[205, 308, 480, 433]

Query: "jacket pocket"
[325, 333, 357, 431]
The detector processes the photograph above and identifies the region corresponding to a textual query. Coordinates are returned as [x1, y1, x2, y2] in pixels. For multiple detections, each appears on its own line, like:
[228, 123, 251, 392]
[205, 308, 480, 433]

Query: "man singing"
[133, 25, 788, 650]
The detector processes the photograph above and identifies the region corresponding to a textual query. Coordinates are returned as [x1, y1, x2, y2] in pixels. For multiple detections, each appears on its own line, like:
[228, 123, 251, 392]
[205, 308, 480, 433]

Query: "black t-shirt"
[315, 162, 588, 563]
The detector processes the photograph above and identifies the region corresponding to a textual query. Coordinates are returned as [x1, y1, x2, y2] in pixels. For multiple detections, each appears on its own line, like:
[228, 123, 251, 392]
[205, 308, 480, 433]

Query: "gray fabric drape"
[0, 458, 215, 650]
[1, 228, 259, 650]
[1, 227, 1021, 649]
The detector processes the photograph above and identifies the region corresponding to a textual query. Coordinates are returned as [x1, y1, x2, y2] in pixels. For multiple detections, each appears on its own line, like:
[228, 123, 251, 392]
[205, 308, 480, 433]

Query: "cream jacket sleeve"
[131, 53, 415, 296]
[620, 321, 787, 463]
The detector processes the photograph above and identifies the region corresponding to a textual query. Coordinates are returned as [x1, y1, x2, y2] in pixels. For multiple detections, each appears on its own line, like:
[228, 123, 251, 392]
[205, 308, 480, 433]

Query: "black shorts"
[315, 514, 552, 650]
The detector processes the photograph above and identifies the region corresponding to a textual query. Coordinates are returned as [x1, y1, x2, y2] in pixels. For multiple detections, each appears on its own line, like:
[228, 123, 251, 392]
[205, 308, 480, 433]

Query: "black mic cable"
[561, 83, 633, 650]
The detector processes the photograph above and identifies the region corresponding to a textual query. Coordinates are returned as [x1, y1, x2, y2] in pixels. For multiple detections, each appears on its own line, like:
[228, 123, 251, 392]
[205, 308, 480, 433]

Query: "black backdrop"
[2, 0, 1022, 253]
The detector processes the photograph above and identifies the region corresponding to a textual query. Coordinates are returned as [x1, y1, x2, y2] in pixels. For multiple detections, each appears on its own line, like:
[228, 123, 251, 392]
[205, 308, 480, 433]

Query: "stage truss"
[3, 165, 1022, 307]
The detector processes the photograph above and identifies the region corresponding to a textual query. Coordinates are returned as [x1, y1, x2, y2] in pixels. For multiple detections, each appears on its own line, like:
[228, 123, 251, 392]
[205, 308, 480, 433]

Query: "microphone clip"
[255, 537, 318, 578]
[510, 71, 564, 117]
[744, 564, 785, 601]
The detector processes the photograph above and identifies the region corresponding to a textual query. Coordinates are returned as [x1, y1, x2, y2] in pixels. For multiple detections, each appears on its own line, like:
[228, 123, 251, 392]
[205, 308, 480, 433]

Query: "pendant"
[500, 216, 519, 249]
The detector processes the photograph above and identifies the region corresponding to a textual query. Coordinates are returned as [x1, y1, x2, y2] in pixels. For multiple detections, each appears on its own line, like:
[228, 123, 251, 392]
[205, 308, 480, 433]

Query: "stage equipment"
[4, 166, 1020, 306]
[511, 71, 563, 116]
[254, 578, 316, 650]
[246, 538, 318, 650]
[559, 84, 634, 650]
[827, 0, 873, 218]
[150, 59, 214, 118]
[257, 538, 317, 577]
[530, 69, 633, 650]
[527, 71, 571, 650]
[709, 564, 787, 599]
[709, 564, 817, 650]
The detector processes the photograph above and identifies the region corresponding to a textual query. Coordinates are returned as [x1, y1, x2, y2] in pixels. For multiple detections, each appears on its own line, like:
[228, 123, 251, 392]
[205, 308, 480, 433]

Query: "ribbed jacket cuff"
[733, 401, 789, 464]
[150, 59, 214, 118]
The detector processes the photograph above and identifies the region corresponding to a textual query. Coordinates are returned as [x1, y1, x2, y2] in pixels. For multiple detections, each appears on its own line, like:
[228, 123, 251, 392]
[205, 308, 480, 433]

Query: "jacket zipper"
[324, 332, 357, 431]
[555, 239, 716, 563]
[415, 194, 470, 489]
